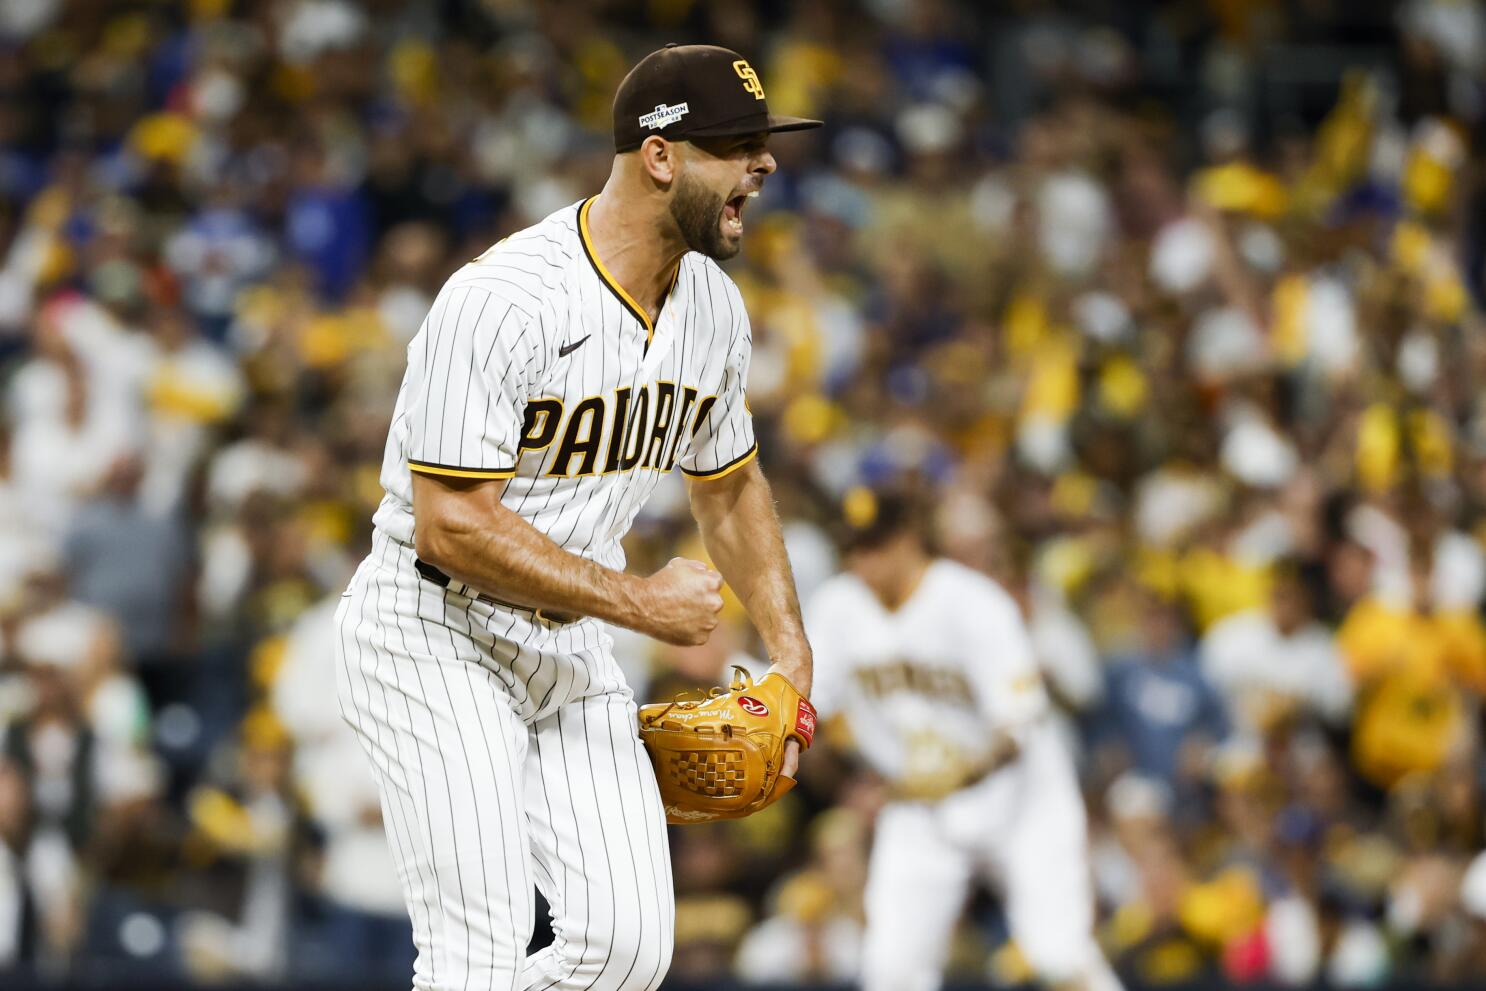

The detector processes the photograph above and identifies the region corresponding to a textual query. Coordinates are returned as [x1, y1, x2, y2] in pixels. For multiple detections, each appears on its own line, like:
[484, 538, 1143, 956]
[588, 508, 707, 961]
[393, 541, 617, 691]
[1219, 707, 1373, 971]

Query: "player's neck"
[872, 555, 932, 612]
[584, 185, 686, 324]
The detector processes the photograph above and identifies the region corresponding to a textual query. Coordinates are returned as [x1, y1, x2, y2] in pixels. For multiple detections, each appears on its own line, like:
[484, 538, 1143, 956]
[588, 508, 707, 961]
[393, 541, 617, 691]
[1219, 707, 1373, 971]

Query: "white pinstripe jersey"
[370, 197, 756, 651]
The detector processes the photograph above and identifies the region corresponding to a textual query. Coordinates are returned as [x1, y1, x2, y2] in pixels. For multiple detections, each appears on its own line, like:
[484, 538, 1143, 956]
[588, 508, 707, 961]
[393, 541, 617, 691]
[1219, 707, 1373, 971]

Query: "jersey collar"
[577, 196, 680, 350]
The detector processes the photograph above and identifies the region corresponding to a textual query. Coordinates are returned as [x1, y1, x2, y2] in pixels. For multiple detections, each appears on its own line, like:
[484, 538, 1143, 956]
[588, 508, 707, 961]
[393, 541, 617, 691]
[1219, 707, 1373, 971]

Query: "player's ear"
[639, 135, 677, 186]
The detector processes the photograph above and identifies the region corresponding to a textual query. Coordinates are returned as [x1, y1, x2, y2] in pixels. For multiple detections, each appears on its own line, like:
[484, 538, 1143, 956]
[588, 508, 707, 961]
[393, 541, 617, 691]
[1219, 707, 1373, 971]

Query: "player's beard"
[669, 171, 738, 260]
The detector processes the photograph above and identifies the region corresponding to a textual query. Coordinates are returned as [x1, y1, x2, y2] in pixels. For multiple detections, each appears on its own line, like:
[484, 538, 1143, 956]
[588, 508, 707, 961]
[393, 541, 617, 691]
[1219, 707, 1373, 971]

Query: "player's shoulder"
[682, 253, 746, 313]
[682, 252, 734, 283]
[444, 202, 585, 315]
[926, 559, 1022, 617]
[806, 572, 874, 617]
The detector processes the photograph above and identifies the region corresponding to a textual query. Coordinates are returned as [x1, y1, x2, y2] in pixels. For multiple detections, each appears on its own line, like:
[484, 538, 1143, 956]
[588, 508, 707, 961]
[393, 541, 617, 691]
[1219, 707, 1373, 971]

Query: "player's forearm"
[416, 503, 648, 630]
[689, 463, 813, 694]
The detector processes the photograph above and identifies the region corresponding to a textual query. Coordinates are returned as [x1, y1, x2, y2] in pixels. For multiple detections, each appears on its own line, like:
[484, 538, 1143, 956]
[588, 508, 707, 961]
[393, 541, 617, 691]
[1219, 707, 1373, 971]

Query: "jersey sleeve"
[802, 586, 847, 720]
[966, 583, 1050, 739]
[678, 275, 757, 480]
[404, 283, 539, 480]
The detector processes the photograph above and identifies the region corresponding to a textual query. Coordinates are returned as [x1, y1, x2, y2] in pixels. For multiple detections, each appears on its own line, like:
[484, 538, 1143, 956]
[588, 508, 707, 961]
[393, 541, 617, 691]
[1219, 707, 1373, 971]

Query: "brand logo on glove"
[738, 696, 769, 717]
[795, 700, 817, 745]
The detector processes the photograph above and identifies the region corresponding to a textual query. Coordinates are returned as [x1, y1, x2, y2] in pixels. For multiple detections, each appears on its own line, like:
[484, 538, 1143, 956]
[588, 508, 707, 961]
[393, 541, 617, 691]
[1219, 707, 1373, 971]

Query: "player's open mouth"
[723, 191, 756, 234]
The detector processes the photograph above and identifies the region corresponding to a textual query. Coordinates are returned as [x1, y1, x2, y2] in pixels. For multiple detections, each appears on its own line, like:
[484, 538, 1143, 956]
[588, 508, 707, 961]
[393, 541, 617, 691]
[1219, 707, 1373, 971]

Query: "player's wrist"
[601, 570, 653, 633]
[766, 650, 812, 698]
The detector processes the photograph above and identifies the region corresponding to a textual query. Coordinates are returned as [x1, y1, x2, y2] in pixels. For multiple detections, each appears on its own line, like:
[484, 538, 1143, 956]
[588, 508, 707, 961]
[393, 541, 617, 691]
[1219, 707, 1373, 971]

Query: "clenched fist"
[640, 557, 724, 645]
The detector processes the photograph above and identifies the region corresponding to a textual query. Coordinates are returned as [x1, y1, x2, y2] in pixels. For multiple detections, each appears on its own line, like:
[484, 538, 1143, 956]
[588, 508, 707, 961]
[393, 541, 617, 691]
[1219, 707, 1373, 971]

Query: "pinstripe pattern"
[340, 199, 762, 989]
[336, 534, 671, 991]
[519, 696, 673, 991]
[370, 200, 755, 662]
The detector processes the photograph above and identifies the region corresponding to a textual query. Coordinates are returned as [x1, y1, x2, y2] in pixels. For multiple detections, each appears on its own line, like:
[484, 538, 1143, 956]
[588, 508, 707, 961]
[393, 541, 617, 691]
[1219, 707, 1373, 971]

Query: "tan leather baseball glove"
[638, 667, 816, 824]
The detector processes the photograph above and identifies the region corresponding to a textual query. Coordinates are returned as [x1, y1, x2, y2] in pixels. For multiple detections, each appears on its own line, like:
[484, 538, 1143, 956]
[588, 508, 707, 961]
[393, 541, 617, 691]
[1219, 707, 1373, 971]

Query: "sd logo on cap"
[612, 44, 821, 153]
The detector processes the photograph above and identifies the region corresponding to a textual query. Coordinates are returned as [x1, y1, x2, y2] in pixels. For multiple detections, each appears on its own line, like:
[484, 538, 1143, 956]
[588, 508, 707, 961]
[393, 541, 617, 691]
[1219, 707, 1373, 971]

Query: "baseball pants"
[333, 535, 674, 991]
[862, 726, 1114, 991]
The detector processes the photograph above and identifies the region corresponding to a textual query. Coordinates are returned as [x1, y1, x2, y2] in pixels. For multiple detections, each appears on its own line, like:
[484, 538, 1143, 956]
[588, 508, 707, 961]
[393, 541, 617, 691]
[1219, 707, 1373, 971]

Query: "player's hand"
[766, 660, 811, 781]
[640, 557, 724, 645]
[780, 738, 802, 781]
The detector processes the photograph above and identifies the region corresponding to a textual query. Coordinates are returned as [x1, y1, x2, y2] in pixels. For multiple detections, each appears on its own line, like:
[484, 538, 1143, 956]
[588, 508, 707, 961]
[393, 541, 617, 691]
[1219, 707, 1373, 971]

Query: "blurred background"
[1, 0, 1486, 989]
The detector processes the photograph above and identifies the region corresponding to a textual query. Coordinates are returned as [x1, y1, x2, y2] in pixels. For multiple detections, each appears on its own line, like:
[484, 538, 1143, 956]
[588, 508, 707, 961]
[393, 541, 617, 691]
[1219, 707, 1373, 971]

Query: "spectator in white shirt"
[1200, 558, 1352, 734]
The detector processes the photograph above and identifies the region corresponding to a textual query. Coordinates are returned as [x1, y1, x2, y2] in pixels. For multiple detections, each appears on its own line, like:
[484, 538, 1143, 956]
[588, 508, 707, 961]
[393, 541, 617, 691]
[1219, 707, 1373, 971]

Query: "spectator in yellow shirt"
[1337, 550, 1486, 789]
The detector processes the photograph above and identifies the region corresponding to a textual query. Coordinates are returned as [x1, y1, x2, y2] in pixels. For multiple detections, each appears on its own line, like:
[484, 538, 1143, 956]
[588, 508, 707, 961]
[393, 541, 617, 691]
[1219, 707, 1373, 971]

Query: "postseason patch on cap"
[613, 45, 820, 152]
[639, 102, 690, 131]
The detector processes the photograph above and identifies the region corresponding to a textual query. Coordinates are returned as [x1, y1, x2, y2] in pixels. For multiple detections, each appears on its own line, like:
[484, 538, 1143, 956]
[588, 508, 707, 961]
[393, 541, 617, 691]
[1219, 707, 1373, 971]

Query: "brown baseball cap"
[613, 44, 822, 153]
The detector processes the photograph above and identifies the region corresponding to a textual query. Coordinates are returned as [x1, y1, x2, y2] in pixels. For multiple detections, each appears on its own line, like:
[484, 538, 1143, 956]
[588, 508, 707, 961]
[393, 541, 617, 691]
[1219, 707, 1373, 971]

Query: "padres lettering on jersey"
[805, 560, 1050, 784]
[370, 197, 757, 650]
[854, 660, 976, 707]
[520, 381, 719, 478]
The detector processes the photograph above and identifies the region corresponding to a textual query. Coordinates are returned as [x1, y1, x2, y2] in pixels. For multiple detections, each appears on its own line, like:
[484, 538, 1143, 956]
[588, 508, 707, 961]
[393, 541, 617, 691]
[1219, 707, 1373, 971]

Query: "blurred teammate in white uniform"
[806, 490, 1122, 991]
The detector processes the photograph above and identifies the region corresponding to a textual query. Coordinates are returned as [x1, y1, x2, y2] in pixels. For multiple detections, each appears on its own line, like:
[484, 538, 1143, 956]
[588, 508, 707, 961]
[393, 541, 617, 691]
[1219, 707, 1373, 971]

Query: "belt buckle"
[534, 607, 577, 626]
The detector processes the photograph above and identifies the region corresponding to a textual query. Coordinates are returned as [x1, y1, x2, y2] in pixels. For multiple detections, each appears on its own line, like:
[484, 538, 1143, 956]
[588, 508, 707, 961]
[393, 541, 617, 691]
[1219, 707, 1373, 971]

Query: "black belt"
[413, 558, 579, 625]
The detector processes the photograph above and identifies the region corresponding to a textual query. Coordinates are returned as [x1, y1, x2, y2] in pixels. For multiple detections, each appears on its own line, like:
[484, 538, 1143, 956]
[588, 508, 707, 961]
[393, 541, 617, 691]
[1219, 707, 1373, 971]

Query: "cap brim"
[685, 114, 823, 140]
[762, 114, 823, 134]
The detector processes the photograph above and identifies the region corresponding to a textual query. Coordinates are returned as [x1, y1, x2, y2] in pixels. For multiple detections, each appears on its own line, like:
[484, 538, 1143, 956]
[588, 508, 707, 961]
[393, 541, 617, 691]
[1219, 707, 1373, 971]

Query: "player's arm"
[412, 473, 723, 646]
[686, 459, 812, 696]
[802, 586, 856, 754]
[967, 582, 1052, 763]
[679, 271, 811, 693]
[404, 282, 719, 646]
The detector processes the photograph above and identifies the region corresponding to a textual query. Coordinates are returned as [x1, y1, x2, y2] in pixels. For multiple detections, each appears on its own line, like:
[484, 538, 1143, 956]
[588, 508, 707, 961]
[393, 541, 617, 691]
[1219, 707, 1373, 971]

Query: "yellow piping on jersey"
[681, 442, 758, 480]
[577, 196, 680, 349]
[408, 460, 516, 480]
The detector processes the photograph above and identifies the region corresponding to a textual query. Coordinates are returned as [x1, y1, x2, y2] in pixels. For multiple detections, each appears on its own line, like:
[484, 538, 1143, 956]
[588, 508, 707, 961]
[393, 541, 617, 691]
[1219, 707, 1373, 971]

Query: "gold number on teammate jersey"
[733, 60, 765, 100]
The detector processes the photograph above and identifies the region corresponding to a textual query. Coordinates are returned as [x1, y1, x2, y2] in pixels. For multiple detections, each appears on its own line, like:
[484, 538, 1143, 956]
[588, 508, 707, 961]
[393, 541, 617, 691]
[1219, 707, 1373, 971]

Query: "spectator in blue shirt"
[1100, 586, 1231, 790]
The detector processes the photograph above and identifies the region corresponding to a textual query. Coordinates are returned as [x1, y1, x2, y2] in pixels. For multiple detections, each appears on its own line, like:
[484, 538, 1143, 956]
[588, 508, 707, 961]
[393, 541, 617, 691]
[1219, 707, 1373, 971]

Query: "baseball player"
[333, 45, 818, 991]
[805, 490, 1122, 991]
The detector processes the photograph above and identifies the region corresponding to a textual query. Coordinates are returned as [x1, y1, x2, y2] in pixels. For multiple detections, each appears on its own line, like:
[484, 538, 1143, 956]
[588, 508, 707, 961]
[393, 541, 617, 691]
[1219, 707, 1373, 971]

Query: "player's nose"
[752, 149, 777, 177]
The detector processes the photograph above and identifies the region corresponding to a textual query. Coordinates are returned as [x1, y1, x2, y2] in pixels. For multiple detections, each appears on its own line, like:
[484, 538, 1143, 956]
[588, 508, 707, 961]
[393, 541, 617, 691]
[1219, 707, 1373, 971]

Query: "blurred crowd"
[2, 0, 1486, 987]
